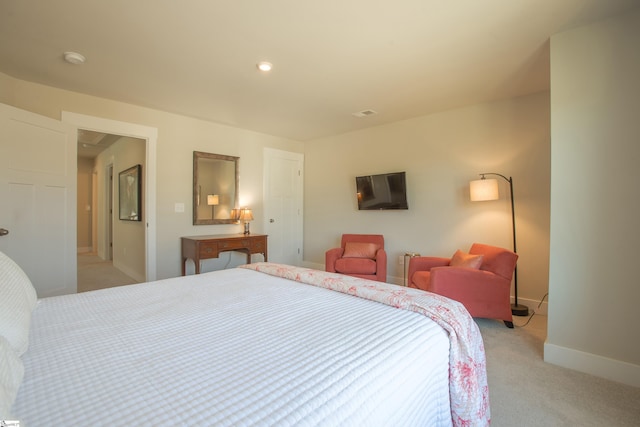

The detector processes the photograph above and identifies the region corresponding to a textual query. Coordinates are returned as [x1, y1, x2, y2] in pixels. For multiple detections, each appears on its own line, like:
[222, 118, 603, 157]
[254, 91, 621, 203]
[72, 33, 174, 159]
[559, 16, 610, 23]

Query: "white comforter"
[13, 265, 477, 426]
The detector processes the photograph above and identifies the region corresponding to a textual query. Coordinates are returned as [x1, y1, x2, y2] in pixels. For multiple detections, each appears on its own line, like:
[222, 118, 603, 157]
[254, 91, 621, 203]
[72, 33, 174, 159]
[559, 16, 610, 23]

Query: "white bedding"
[13, 267, 454, 426]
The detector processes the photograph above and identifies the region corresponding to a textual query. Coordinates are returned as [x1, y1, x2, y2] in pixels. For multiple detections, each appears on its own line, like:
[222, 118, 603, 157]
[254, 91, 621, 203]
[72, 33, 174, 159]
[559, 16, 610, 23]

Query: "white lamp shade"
[207, 194, 219, 206]
[470, 178, 499, 201]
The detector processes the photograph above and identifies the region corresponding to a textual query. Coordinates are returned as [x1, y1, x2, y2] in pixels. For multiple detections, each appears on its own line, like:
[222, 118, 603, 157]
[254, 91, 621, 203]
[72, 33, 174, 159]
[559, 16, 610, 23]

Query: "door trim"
[62, 112, 158, 281]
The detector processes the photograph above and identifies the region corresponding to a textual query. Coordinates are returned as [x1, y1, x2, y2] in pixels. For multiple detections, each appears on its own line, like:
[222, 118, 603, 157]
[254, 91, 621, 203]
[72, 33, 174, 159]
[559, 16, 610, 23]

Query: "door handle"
[269, 219, 275, 223]
[0, 228, 9, 236]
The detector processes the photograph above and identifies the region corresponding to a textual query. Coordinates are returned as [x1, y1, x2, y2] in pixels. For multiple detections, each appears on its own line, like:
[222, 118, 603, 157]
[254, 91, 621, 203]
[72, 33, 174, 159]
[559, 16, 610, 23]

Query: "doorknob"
[269, 219, 275, 223]
[0, 228, 9, 236]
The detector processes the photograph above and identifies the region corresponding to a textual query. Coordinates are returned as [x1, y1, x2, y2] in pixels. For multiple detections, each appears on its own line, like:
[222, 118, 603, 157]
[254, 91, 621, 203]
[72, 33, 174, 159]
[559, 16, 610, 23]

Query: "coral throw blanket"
[240, 263, 490, 427]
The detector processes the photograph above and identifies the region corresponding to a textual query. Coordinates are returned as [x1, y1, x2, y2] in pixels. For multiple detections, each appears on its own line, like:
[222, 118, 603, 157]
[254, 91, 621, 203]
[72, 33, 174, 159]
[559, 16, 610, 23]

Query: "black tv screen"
[356, 171, 408, 210]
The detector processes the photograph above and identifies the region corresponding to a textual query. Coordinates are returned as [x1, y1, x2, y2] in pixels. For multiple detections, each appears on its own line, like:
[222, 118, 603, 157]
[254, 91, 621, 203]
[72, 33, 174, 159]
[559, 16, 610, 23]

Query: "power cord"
[223, 252, 233, 269]
[515, 292, 548, 327]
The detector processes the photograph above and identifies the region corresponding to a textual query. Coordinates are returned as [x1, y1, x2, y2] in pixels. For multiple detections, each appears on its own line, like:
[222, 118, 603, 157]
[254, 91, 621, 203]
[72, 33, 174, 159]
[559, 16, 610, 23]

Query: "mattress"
[13, 264, 488, 426]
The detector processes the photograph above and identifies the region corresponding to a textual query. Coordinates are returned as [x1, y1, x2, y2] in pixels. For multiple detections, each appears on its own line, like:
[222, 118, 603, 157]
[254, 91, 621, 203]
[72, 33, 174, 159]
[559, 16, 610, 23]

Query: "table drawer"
[198, 241, 218, 258]
[251, 238, 266, 252]
[218, 239, 249, 250]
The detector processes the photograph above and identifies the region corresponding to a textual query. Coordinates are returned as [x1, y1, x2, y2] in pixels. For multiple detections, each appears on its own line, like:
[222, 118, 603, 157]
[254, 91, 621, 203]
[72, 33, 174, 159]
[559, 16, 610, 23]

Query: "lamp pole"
[480, 173, 529, 316]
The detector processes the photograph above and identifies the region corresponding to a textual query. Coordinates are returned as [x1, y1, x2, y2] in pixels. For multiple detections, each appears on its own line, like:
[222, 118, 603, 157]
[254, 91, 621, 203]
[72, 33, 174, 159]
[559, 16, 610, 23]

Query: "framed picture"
[119, 164, 142, 221]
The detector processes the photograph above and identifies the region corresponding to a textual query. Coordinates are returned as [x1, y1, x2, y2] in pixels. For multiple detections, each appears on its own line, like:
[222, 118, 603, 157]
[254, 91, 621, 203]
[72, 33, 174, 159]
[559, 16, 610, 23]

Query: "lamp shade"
[238, 208, 254, 222]
[207, 194, 219, 206]
[470, 178, 499, 201]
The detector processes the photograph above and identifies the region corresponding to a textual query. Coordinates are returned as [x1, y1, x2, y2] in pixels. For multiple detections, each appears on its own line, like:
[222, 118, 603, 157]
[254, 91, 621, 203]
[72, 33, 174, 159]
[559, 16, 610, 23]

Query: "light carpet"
[477, 315, 640, 426]
[77, 253, 138, 293]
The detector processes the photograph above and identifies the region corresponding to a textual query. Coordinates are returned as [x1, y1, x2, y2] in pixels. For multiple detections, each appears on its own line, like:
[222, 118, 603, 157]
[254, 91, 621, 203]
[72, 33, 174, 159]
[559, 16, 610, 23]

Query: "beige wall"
[547, 9, 640, 386]
[77, 157, 94, 252]
[0, 72, 304, 279]
[303, 92, 551, 310]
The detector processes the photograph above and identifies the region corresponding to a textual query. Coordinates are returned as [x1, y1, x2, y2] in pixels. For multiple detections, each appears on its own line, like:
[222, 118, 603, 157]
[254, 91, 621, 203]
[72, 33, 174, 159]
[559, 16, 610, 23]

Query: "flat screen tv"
[356, 171, 408, 210]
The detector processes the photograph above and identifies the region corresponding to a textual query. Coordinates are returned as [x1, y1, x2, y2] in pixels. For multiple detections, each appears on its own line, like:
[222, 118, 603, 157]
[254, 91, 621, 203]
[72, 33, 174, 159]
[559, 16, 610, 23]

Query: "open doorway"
[77, 131, 146, 292]
[65, 111, 159, 293]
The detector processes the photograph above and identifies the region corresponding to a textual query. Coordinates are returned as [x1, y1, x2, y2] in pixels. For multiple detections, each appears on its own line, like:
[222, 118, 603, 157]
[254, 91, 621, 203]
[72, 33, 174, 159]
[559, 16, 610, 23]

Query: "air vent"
[352, 109, 378, 118]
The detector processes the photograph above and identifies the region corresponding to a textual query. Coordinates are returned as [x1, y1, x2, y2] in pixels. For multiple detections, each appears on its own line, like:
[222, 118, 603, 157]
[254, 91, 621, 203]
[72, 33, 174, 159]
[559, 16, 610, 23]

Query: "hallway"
[77, 253, 138, 293]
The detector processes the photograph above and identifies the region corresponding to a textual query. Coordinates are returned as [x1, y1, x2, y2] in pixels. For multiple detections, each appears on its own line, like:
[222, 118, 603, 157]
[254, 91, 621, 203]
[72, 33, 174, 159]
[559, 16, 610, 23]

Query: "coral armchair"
[408, 243, 518, 328]
[325, 234, 387, 282]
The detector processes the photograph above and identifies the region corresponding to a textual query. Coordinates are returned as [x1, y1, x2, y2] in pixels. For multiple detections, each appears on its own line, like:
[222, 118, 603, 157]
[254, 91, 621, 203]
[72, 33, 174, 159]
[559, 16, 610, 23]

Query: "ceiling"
[1, 1, 638, 142]
[76, 129, 120, 159]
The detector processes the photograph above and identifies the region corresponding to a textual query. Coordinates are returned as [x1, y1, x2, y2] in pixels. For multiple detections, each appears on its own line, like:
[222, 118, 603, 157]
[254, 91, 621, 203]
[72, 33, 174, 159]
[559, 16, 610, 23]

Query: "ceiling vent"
[352, 109, 378, 118]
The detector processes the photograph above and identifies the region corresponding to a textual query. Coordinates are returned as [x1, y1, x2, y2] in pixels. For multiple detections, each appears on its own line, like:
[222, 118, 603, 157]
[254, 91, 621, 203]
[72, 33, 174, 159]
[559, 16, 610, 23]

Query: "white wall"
[546, 9, 640, 387]
[0, 72, 304, 279]
[304, 92, 551, 309]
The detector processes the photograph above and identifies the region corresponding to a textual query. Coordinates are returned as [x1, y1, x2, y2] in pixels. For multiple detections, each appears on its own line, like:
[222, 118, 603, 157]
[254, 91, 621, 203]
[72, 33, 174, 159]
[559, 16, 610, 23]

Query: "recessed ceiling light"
[64, 51, 86, 65]
[257, 61, 273, 72]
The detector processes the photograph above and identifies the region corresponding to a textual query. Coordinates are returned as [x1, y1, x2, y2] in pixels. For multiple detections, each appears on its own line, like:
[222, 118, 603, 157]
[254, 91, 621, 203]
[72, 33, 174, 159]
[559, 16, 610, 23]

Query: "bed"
[1, 252, 490, 426]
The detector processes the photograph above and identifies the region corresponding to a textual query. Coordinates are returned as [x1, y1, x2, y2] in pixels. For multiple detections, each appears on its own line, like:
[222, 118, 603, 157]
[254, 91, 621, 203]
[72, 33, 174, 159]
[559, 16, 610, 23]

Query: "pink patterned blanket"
[240, 262, 490, 426]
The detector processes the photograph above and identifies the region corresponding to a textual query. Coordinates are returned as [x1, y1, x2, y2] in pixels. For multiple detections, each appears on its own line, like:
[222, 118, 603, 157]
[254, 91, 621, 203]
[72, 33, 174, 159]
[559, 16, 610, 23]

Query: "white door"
[263, 148, 303, 265]
[0, 103, 76, 297]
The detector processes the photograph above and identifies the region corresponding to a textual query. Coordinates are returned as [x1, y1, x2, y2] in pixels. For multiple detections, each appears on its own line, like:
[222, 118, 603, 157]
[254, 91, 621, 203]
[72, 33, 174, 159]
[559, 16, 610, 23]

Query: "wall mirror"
[193, 151, 239, 225]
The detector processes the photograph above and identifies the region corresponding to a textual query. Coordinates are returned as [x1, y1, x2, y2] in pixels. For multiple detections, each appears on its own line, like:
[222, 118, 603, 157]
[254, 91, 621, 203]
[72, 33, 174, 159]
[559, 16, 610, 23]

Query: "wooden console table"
[181, 234, 268, 275]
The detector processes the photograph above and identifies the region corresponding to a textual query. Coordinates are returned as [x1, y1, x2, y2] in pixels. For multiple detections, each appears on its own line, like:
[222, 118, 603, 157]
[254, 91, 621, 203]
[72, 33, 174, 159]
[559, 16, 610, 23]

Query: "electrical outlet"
[398, 255, 404, 265]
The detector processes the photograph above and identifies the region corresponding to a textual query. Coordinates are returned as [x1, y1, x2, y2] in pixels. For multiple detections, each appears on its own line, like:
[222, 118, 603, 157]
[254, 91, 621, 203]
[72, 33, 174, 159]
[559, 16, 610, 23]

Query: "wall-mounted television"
[356, 171, 409, 210]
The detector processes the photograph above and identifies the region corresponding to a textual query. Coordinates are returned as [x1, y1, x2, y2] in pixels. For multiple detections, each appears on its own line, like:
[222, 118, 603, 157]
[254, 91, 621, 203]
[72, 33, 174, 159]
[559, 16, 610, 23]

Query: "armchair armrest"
[375, 248, 387, 282]
[429, 267, 511, 301]
[429, 266, 513, 321]
[407, 256, 450, 284]
[325, 247, 344, 272]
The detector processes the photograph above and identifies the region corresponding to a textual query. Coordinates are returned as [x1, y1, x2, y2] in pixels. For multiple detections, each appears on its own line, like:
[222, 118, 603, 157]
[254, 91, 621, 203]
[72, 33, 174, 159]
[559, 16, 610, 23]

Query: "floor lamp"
[470, 173, 529, 316]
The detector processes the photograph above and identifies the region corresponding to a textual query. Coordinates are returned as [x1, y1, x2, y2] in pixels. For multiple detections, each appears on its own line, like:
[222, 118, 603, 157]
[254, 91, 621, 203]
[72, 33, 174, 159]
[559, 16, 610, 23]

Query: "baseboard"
[77, 247, 93, 254]
[389, 274, 404, 286]
[544, 342, 640, 388]
[301, 261, 324, 271]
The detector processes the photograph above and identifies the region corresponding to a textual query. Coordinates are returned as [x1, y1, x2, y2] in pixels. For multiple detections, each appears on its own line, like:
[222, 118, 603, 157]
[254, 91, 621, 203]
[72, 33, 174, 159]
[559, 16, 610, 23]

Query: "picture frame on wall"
[119, 164, 142, 221]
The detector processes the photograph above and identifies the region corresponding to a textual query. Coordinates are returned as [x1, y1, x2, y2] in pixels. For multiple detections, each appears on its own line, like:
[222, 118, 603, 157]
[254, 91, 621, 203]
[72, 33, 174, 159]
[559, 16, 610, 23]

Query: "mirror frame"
[193, 151, 239, 225]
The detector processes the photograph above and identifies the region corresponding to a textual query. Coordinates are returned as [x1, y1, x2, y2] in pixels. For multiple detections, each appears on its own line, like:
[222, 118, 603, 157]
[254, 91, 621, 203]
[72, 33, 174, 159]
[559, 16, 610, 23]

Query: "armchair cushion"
[469, 243, 518, 280]
[335, 258, 377, 275]
[342, 242, 379, 259]
[449, 250, 483, 269]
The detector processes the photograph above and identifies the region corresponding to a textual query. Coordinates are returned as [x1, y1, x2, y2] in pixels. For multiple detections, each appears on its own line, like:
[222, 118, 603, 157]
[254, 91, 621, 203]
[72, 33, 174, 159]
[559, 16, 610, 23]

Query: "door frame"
[106, 163, 114, 260]
[63, 112, 158, 281]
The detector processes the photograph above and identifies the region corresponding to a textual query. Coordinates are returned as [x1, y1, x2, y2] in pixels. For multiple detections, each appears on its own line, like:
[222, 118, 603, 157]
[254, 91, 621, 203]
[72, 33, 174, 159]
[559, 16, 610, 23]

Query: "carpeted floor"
[77, 253, 138, 293]
[477, 315, 640, 426]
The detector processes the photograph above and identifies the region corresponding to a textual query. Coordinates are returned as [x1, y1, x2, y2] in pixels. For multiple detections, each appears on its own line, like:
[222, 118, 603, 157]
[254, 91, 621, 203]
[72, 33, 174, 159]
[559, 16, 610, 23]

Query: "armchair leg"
[504, 321, 514, 328]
